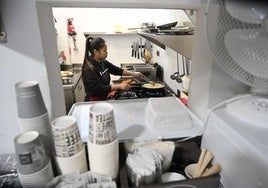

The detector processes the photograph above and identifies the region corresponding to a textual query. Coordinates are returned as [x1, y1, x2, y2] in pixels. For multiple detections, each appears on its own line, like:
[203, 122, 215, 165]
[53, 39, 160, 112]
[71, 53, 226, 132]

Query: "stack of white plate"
[52, 116, 88, 174]
[15, 81, 57, 174]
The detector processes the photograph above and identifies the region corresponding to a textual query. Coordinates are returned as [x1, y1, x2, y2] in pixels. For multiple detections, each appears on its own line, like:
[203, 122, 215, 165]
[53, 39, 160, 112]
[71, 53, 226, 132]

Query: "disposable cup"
[18, 112, 49, 121]
[52, 116, 83, 158]
[18, 114, 58, 175]
[89, 103, 117, 145]
[15, 81, 47, 119]
[87, 138, 119, 179]
[56, 147, 88, 175]
[18, 160, 54, 187]
[14, 131, 49, 175]
[18, 113, 51, 133]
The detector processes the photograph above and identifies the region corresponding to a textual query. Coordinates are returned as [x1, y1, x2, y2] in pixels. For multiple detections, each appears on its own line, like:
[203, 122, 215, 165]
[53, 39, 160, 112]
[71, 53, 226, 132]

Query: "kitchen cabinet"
[138, 31, 193, 59]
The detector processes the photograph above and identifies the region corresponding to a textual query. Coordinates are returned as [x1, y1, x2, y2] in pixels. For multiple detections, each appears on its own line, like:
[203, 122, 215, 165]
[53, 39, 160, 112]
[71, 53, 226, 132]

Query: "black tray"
[118, 137, 221, 188]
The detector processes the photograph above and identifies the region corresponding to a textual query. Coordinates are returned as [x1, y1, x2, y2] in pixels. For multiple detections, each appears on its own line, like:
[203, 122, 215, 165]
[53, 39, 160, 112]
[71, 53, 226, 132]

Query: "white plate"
[161, 172, 186, 182]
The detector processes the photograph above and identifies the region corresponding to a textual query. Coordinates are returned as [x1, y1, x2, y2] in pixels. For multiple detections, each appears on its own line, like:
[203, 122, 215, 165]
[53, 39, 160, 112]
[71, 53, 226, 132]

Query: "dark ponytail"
[82, 37, 106, 81]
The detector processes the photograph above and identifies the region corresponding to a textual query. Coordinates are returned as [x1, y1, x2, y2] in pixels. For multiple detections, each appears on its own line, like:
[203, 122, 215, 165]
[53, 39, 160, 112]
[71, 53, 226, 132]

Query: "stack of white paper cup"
[15, 81, 57, 174]
[52, 116, 88, 174]
[87, 103, 119, 179]
[14, 131, 54, 187]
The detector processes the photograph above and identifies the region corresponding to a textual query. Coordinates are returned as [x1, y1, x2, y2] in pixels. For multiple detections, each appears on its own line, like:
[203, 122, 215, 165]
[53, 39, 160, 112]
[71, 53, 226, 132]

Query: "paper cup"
[15, 81, 47, 119]
[14, 131, 49, 175]
[87, 138, 119, 179]
[52, 116, 83, 158]
[18, 160, 54, 187]
[56, 147, 88, 175]
[89, 103, 118, 145]
[184, 163, 197, 179]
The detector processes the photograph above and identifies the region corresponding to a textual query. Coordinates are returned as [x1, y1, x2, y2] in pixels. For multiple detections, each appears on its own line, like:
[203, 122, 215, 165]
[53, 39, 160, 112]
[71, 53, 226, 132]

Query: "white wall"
[151, 45, 183, 94]
[52, 8, 191, 65]
[0, 0, 64, 154]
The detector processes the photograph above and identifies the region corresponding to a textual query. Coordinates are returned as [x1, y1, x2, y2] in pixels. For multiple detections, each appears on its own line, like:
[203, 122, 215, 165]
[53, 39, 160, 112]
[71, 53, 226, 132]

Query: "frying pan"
[157, 22, 178, 30]
[142, 82, 165, 93]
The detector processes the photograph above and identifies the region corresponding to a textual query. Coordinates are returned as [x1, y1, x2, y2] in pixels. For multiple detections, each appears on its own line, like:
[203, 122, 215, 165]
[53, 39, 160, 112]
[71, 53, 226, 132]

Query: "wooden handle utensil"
[193, 149, 207, 178]
[193, 149, 215, 178]
[201, 163, 222, 177]
[196, 150, 214, 177]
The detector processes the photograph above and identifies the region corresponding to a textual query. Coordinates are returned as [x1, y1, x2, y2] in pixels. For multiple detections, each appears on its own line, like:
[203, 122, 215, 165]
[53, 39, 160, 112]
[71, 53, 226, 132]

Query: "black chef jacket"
[83, 56, 124, 100]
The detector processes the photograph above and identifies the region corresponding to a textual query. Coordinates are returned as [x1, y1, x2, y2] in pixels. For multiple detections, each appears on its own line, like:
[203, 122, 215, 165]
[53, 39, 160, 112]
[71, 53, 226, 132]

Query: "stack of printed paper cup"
[14, 131, 54, 187]
[52, 116, 88, 174]
[15, 81, 57, 174]
[87, 103, 119, 179]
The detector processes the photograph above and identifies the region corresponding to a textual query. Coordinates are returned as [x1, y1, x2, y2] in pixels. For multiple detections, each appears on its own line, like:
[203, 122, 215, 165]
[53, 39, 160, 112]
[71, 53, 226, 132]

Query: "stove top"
[113, 86, 174, 100]
[111, 77, 174, 100]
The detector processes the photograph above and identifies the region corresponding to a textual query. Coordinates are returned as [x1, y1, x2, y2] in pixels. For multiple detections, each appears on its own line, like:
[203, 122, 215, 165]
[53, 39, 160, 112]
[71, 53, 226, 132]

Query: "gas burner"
[144, 91, 166, 98]
[115, 90, 138, 100]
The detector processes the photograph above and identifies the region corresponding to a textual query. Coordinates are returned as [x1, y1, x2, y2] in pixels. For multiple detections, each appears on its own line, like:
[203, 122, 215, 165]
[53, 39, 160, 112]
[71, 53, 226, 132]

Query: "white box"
[202, 108, 268, 188]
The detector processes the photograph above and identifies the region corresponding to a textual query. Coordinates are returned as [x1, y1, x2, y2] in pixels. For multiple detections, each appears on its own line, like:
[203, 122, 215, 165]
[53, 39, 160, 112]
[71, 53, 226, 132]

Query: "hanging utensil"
[136, 41, 140, 59]
[170, 53, 183, 83]
[182, 56, 191, 92]
[180, 55, 186, 77]
[134, 42, 137, 58]
[140, 37, 143, 59]
[131, 42, 135, 57]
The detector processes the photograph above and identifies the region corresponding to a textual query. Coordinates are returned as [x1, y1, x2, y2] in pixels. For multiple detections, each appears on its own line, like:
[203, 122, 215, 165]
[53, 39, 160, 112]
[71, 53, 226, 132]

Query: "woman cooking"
[82, 37, 144, 101]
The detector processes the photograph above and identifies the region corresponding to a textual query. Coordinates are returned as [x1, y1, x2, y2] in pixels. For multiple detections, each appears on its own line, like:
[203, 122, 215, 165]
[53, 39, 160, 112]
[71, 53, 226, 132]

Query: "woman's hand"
[133, 72, 144, 78]
[123, 70, 144, 78]
[119, 83, 131, 90]
[111, 83, 131, 91]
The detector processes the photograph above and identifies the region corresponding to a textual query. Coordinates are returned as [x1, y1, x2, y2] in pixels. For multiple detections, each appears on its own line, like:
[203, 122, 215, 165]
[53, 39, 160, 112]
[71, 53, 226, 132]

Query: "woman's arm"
[122, 70, 144, 78]
[105, 60, 144, 78]
[111, 83, 131, 91]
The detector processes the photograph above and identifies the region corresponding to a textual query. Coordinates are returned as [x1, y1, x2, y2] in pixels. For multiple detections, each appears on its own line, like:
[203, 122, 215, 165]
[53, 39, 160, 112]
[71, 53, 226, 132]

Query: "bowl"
[184, 163, 197, 179]
[161, 172, 186, 183]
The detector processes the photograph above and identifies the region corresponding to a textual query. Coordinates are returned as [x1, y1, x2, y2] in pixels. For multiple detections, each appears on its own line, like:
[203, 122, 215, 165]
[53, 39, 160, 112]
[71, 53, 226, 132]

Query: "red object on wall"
[179, 98, 188, 106]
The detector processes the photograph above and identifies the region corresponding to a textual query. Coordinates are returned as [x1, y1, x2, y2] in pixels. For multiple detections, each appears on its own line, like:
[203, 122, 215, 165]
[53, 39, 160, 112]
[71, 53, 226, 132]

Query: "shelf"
[84, 32, 137, 37]
[138, 31, 193, 59]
